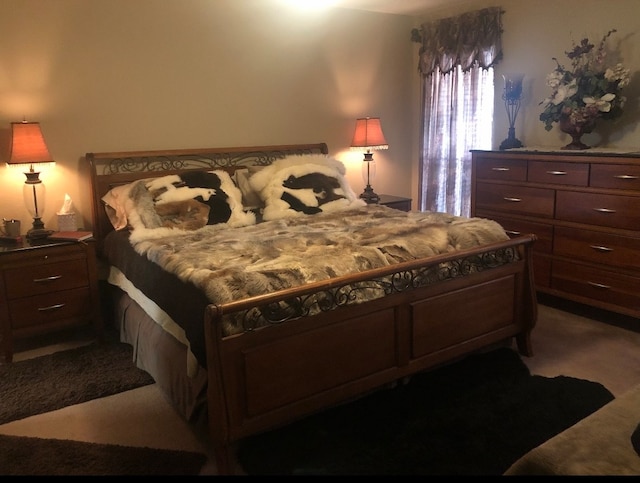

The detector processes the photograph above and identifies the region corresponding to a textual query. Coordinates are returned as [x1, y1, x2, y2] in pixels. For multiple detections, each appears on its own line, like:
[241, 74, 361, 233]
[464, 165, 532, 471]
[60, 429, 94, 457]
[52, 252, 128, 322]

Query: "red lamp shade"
[6, 120, 55, 239]
[8, 121, 54, 165]
[350, 117, 388, 151]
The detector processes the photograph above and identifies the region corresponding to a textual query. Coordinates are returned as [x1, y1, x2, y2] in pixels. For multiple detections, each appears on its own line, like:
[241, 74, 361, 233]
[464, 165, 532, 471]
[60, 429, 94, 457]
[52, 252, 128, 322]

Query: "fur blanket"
[128, 204, 509, 335]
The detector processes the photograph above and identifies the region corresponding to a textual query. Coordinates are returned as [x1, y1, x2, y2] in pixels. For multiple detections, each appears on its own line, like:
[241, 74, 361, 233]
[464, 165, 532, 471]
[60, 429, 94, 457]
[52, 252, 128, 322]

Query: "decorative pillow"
[248, 154, 366, 221]
[104, 170, 256, 240]
[101, 182, 136, 230]
[234, 166, 265, 210]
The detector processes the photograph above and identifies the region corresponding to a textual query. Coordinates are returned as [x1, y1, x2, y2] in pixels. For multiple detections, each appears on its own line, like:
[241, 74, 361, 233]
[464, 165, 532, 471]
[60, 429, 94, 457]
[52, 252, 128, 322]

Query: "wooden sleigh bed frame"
[86, 142, 538, 474]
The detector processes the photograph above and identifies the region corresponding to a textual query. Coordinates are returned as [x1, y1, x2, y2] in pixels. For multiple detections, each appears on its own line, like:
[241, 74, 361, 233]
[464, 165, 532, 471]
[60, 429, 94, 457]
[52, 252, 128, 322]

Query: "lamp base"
[360, 185, 380, 204]
[26, 217, 53, 240]
[499, 137, 523, 150]
[27, 228, 54, 240]
[499, 127, 524, 150]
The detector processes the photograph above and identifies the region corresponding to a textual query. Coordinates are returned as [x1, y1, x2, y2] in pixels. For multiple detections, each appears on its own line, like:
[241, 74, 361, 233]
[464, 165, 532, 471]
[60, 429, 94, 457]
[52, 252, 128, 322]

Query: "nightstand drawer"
[0, 239, 102, 362]
[4, 258, 89, 299]
[9, 287, 93, 330]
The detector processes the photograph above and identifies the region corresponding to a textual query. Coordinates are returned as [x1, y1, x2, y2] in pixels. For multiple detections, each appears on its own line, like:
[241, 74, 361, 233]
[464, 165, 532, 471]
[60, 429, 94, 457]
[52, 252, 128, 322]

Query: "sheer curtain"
[413, 7, 503, 216]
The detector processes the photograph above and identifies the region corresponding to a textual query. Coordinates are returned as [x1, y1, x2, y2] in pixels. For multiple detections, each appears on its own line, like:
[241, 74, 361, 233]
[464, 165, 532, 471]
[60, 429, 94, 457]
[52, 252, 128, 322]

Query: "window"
[412, 7, 503, 216]
[418, 64, 494, 216]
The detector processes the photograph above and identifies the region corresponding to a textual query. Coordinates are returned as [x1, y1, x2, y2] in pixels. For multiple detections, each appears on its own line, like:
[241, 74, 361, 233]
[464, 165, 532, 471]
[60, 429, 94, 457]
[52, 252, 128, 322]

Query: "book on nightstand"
[48, 231, 93, 242]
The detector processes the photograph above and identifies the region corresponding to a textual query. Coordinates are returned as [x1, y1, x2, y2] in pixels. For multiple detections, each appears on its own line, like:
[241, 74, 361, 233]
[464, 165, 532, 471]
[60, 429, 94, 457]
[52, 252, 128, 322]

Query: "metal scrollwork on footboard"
[233, 246, 519, 332]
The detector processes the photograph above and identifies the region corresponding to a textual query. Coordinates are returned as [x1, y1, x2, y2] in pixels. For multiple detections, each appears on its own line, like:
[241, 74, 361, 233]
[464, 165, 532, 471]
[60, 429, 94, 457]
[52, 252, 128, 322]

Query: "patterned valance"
[411, 7, 504, 76]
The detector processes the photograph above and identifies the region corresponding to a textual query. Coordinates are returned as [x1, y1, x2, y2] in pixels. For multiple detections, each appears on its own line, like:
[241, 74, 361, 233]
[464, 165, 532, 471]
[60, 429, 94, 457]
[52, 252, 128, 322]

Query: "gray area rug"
[0, 340, 154, 425]
[0, 433, 207, 475]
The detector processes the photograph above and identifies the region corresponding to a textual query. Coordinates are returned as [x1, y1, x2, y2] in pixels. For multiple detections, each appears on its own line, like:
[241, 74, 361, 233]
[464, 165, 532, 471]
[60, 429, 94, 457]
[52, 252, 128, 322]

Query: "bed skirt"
[110, 286, 209, 430]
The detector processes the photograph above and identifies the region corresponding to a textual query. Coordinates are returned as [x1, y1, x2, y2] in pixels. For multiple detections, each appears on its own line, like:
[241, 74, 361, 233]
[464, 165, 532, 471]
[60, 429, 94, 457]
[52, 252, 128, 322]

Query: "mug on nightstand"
[1, 218, 21, 237]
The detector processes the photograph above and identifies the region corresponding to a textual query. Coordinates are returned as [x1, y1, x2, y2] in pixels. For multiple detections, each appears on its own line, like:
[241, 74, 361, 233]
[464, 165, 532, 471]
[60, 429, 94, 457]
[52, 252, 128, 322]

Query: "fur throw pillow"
[249, 154, 366, 221]
[123, 170, 256, 242]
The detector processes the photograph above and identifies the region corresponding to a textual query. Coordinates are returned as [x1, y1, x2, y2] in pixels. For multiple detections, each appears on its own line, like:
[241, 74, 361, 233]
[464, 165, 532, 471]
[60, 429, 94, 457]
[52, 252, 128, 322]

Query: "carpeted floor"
[236, 347, 614, 475]
[0, 433, 207, 475]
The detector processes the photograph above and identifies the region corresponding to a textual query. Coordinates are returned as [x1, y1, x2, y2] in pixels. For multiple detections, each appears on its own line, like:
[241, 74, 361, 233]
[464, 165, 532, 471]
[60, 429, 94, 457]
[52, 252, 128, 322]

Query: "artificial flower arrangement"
[539, 29, 630, 132]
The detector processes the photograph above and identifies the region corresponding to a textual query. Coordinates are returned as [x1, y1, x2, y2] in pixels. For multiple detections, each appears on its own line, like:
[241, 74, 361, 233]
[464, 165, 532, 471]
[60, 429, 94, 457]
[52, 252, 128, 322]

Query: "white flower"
[605, 63, 631, 88]
[546, 71, 564, 89]
[583, 93, 616, 112]
[551, 80, 578, 105]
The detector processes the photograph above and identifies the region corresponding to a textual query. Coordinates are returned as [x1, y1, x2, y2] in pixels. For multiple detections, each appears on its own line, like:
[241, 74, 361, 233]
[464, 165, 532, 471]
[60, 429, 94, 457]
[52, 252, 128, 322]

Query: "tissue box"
[57, 213, 78, 232]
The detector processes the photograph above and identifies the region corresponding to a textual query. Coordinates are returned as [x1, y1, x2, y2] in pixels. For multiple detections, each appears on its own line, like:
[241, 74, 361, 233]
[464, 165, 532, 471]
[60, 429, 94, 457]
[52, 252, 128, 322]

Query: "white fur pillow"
[249, 154, 366, 221]
[104, 170, 256, 240]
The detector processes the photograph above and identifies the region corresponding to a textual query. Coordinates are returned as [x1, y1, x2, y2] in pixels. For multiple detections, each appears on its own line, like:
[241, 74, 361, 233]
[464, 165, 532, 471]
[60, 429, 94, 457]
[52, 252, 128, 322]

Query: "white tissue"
[57, 193, 75, 215]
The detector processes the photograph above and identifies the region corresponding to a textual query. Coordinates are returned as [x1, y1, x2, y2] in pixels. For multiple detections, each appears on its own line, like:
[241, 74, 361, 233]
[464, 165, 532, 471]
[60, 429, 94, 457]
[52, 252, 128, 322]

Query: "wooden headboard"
[85, 142, 329, 255]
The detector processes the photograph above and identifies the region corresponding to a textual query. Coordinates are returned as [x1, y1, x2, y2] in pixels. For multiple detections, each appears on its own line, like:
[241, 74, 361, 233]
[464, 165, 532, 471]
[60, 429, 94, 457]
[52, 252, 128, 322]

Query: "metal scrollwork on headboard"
[94, 145, 329, 176]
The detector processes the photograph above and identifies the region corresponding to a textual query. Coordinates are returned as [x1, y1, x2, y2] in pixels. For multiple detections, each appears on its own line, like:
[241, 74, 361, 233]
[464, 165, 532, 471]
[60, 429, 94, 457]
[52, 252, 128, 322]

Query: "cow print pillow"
[248, 154, 366, 221]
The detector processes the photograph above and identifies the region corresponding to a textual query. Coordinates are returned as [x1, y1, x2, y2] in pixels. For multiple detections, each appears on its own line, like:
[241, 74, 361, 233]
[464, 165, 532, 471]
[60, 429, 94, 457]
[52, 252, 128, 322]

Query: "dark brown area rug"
[0, 340, 154, 425]
[236, 348, 615, 475]
[0, 433, 207, 475]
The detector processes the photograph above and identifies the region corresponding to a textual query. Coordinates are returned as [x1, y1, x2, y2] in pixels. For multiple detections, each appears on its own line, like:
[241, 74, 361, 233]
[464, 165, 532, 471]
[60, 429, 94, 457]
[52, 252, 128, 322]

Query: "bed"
[86, 142, 538, 474]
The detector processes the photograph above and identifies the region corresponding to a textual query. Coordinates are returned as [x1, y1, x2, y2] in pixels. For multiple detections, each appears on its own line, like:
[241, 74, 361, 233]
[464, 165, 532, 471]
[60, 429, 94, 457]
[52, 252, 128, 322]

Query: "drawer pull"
[546, 170, 567, 175]
[589, 245, 613, 253]
[614, 174, 639, 180]
[503, 197, 522, 202]
[38, 303, 66, 312]
[587, 281, 611, 290]
[491, 167, 510, 171]
[505, 230, 521, 236]
[593, 208, 616, 214]
[33, 275, 63, 283]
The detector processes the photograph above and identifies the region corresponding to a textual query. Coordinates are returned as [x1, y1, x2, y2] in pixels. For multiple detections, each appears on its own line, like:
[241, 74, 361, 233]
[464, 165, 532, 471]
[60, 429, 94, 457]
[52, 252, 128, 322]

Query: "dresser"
[471, 149, 640, 318]
[0, 238, 103, 361]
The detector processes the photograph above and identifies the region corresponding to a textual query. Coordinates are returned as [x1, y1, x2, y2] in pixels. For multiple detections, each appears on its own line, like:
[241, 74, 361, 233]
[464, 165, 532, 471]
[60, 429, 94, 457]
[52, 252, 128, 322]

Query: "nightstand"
[0, 238, 103, 362]
[377, 194, 412, 212]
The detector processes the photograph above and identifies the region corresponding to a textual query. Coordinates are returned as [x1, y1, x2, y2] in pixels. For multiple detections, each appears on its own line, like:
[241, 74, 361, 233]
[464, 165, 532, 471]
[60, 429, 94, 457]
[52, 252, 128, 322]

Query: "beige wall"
[0, 0, 639, 232]
[0, 0, 415, 231]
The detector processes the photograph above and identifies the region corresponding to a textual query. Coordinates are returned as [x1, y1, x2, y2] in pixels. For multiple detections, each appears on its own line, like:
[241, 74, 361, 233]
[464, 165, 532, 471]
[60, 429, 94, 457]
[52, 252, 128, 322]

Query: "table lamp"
[350, 117, 388, 203]
[7, 120, 55, 239]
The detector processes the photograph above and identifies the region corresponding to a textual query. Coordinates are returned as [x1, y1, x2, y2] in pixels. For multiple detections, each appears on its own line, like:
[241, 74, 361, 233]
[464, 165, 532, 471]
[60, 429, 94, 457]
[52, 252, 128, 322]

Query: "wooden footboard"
[203, 234, 537, 474]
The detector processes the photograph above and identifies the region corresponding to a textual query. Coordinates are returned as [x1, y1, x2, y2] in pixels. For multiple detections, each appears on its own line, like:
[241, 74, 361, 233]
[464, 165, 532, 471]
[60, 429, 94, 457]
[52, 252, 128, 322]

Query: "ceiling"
[334, 0, 471, 15]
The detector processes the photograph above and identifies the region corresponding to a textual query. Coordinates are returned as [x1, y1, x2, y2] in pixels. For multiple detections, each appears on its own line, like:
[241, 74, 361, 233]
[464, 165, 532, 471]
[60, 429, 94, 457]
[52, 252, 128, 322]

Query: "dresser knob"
[589, 245, 613, 253]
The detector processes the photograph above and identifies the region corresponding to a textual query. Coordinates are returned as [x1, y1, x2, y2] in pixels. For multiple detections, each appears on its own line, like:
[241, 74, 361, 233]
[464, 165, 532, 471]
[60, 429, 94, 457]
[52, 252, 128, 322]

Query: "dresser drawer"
[474, 158, 527, 181]
[477, 214, 553, 253]
[9, 287, 93, 330]
[554, 226, 640, 270]
[555, 191, 640, 230]
[475, 183, 555, 217]
[4, 258, 89, 299]
[552, 260, 640, 311]
[533, 254, 551, 288]
[590, 164, 640, 190]
[528, 161, 589, 186]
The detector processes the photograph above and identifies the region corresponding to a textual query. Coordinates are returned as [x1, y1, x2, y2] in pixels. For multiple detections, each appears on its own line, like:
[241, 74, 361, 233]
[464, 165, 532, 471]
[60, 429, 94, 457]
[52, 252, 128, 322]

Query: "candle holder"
[499, 74, 524, 150]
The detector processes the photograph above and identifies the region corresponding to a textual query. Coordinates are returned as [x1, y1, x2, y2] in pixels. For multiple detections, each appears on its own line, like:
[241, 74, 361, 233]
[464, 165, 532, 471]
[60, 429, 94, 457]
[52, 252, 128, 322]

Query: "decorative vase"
[558, 115, 596, 150]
